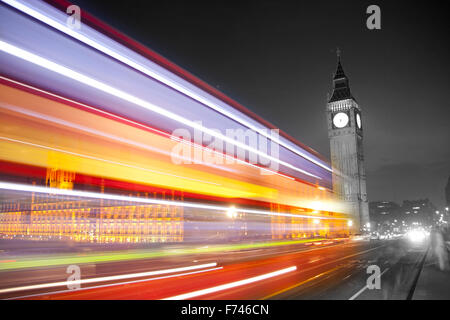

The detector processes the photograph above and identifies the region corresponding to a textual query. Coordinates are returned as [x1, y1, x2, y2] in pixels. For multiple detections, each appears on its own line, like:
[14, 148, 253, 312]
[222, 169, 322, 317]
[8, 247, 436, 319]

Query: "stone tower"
[326, 52, 370, 232]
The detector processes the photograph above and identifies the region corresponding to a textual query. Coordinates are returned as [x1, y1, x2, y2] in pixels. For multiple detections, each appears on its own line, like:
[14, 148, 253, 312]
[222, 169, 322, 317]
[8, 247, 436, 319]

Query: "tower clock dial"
[356, 113, 362, 129]
[333, 112, 349, 128]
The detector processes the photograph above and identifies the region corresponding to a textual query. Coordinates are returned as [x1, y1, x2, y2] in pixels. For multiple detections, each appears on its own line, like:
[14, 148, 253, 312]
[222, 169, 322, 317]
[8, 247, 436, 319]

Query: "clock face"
[333, 112, 349, 128]
[356, 113, 362, 129]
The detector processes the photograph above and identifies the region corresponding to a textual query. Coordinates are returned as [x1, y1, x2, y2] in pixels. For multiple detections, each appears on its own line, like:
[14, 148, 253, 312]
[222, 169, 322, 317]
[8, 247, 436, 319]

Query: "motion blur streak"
[1, 0, 332, 173]
[261, 266, 342, 300]
[11, 267, 225, 300]
[0, 76, 169, 138]
[162, 266, 297, 300]
[0, 182, 345, 220]
[0, 137, 222, 186]
[0, 76, 289, 179]
[0, 262, 218, 294]
[0, 1, 355, 299]
[0, 40, 321, 179]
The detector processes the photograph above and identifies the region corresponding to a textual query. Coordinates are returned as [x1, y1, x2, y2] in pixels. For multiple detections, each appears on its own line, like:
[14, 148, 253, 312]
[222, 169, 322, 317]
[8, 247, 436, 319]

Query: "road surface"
[0, 238, 430, 300]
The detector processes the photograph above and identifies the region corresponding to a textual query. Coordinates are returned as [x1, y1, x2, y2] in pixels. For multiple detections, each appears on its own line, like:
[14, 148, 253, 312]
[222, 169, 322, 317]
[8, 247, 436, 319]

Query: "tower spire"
[328, 50, 355, 102]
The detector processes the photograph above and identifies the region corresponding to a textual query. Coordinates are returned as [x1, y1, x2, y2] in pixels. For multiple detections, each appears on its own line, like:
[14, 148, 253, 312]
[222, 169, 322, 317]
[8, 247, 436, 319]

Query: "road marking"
[237, 240, 360, 261]
[262, 266, 341, 300]
[348, 268, 389, 300]
[292, 245, 384, 275]
[162, 266, 297, 300]
[0, 262, 217, 295]
[3, 243, 382, 299]
[262, 245, 385, 299]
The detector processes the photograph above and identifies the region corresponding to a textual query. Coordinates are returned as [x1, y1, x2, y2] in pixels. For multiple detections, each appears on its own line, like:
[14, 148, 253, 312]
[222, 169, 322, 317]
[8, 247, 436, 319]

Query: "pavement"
[412, 248, 450, 300]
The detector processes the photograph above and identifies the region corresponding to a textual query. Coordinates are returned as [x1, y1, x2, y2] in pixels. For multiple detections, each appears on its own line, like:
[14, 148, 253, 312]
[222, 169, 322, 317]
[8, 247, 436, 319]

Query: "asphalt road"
[0, 238, 429, 300]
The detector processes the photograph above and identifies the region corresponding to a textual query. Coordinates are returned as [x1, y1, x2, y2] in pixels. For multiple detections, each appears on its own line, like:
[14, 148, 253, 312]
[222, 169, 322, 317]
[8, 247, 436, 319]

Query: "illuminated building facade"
[0, 170, 184, 243]
[0, 1, 352, 245]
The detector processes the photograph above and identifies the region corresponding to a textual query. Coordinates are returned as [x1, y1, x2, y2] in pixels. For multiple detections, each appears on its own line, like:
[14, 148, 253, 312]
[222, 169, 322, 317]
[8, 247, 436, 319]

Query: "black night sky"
[72, 0, 450, 207]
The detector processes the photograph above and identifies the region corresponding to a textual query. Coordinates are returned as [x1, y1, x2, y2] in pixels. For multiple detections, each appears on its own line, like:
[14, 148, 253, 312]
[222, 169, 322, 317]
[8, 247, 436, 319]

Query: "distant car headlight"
[407, 230, 427, 242]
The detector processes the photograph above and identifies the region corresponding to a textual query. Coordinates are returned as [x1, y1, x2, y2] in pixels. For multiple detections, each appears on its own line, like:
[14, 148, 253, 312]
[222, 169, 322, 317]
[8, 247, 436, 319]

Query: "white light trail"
[8, 267, 224, 300]
[163, 265, 297, 300]
[0, 102, 236, 174]
[0, 263, 219, 294]
[0, 76, 289, 179]
[0, 182, 346, 221]
[1, 0, 332, 173]
[0, 40, 320, 179]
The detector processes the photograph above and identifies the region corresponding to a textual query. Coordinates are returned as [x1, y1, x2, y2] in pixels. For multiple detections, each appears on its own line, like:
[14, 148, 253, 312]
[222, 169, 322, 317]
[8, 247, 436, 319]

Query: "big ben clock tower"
[326, 51, 369, 232]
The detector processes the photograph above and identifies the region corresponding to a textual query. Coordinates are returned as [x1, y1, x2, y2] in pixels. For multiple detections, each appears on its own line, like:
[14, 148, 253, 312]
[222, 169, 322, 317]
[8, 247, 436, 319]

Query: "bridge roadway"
[0, 238, 431, 300]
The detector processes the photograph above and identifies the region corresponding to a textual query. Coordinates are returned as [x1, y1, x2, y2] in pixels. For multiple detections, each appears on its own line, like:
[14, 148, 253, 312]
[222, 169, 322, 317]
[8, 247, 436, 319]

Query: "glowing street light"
[407, 229, 427, 243]
[347, 220, 353, 227]
[226, 206, 237, 219]
[313, 219, 320, 225]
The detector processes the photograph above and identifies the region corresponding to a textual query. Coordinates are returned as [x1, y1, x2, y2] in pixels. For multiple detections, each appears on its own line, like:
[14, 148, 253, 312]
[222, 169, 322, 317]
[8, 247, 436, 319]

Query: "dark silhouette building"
[399, 199, 436, 226]
[369, 201, 401, 222]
